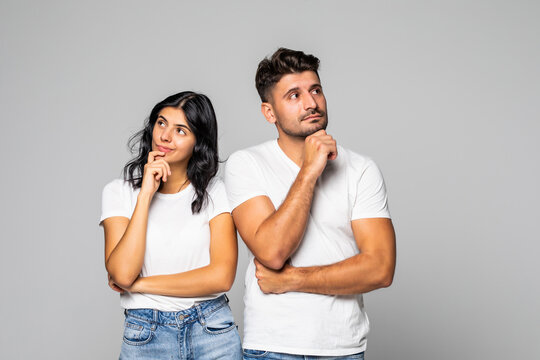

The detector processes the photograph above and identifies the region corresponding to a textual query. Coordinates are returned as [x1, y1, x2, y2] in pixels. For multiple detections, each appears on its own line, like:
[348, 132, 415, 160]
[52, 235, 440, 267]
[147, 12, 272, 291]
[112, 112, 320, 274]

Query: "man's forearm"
[253, 169, 318, 269]
[293, 254, 394, 294]
[258, 253, 395, 295]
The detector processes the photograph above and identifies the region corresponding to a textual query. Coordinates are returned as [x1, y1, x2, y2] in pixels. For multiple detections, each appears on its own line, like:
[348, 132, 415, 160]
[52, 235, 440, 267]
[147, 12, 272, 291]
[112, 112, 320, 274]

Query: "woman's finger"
[152, 159, 172, 177]
[151, 167, 163, 182]
[149, 164, 167, 180]
[147, 151, 165, 164]
[160, 163, 168, 182]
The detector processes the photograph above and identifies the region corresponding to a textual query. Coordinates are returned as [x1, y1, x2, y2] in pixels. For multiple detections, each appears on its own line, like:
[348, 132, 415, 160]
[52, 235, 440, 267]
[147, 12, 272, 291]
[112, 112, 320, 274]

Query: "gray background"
[1, 0, 539, 359]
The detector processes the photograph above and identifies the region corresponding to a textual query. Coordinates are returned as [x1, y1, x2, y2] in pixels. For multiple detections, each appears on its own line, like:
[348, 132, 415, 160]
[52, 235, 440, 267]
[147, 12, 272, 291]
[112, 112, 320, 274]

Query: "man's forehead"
[275, 71, 321, 92]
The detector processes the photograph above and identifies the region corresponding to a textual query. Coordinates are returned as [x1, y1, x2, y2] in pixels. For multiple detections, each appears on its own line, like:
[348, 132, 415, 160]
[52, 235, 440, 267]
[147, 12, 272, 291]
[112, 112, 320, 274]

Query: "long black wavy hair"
[123, 91, 218, 214]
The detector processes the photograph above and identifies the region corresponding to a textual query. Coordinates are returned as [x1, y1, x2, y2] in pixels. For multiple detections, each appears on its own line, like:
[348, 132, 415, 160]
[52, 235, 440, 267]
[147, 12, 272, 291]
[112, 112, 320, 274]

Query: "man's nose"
[303, 93, 317, 110]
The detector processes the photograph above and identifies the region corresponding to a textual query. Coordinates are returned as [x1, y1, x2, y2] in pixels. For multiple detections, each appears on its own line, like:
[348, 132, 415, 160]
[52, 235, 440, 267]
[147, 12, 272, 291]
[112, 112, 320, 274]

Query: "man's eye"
[290, 93, 298, 99]
[312, 88, 321, 94]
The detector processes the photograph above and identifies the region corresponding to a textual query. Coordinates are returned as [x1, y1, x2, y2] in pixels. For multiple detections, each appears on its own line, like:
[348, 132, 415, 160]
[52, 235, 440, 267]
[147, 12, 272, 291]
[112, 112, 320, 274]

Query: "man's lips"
[157, 145, 173, 153]
[302, 114, 322, 121]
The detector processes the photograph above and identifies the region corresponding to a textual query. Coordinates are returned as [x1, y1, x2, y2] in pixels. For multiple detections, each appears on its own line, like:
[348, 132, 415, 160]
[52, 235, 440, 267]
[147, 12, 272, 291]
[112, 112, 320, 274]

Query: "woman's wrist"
[137, 191, 153, 204]
[128, 276, 144, 293]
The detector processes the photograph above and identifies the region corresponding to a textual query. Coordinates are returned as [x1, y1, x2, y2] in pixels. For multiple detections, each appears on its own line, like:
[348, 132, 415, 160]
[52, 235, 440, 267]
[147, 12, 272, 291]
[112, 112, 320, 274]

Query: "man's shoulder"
[335, 145, 375, 170]
[228, 140, 275, 163]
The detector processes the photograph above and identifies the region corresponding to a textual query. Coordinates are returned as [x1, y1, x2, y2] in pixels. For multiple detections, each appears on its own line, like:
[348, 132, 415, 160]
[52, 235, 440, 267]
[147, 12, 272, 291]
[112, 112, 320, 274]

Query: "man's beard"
[277, 109, 328, 138]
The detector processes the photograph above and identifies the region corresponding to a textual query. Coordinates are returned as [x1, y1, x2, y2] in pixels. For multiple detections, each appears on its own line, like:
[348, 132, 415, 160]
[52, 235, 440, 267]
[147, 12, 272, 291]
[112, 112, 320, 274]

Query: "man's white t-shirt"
[224, 140, 391, 356]
[99, 178, 230, 311]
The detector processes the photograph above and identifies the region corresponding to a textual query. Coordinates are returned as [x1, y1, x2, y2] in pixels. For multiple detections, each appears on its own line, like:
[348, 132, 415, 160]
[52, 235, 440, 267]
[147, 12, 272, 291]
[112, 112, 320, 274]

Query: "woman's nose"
[160, 128, 172, 142]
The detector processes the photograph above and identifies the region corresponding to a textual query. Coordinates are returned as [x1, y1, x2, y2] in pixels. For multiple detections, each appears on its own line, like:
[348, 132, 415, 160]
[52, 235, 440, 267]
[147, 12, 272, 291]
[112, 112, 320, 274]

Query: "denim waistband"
[124, 295, 229, 326]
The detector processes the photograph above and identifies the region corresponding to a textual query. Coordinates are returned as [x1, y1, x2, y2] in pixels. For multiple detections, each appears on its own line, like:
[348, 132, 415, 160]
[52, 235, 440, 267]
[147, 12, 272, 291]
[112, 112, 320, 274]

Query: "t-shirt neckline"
[273, 139, 301, 171]
[153, 183, 194, 200]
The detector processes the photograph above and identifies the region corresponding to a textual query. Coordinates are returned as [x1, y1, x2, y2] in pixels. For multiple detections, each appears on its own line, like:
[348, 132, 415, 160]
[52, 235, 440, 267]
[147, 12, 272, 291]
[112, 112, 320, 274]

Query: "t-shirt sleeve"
[351, 159, 391, 220]
[206, 179, 231, 220]
[99, 179, 132, 225]
[224, 151, 268, 210]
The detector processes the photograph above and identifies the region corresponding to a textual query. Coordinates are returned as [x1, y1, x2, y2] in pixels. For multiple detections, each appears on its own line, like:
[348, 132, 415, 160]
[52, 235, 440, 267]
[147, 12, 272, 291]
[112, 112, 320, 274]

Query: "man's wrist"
[297, 168, 319, 187]
[285, 265, 305, 292]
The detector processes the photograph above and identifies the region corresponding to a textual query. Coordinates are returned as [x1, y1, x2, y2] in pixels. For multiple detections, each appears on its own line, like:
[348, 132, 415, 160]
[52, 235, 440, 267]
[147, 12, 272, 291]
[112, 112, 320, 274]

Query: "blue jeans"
[119, 295, 242, 359]
[242, 349, 364, 360]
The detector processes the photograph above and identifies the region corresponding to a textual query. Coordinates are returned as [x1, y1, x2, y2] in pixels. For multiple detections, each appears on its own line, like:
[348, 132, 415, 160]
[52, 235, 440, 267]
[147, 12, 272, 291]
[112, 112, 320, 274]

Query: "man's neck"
[277, 135, 306, 167]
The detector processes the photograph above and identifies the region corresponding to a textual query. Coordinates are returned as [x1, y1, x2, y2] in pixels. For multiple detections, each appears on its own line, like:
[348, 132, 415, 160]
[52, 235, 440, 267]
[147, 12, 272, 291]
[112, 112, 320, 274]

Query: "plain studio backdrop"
[1, 1, 539, 359]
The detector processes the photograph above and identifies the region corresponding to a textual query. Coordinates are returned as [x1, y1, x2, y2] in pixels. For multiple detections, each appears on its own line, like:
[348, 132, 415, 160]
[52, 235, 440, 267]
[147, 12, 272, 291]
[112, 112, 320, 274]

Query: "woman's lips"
[157, 145, 173, 153]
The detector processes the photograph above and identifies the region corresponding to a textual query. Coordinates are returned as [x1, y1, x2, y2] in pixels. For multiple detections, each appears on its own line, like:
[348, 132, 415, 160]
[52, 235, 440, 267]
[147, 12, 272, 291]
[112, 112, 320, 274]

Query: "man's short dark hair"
[255, 48, 320, 103]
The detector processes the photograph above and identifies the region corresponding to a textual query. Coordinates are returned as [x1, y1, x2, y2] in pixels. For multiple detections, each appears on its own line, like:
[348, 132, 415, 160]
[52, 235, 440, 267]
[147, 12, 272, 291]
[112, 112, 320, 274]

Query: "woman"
[100, 91, 241, 359]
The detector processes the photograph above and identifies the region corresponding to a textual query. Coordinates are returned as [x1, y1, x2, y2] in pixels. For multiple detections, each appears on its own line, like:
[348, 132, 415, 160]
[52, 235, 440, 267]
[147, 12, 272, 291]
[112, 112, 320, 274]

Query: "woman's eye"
[158, 121, 165, 127]
[176, 128, 186, 135]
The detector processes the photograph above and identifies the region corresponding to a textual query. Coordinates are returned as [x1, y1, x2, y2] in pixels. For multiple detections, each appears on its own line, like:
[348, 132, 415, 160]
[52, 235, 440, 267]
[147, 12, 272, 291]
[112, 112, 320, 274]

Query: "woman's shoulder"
[204, 176, 231, 217]
[102, 178, 137, 197]
[206, 176, 226, 196]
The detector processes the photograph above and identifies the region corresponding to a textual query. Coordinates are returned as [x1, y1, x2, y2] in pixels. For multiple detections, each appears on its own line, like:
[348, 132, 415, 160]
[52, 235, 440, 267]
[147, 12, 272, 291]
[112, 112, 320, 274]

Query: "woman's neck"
[158, 165, 190, 194]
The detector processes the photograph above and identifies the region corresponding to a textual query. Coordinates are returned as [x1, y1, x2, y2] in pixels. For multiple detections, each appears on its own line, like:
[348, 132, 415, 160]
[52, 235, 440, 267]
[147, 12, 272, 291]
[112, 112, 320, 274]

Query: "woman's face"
[151, 106, 196, 167]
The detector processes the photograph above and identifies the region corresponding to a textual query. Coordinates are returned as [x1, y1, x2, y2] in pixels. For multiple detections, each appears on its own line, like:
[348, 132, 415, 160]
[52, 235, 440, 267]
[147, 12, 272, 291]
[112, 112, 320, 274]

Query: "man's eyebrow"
[283, 87, 300, 99]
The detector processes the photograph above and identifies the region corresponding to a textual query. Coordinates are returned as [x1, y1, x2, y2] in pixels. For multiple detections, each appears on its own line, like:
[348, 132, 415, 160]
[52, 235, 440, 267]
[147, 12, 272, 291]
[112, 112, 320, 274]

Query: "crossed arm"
[232, 182, 395, 296]
[103, 202, 237, 296]
[253, 218, 395, 295]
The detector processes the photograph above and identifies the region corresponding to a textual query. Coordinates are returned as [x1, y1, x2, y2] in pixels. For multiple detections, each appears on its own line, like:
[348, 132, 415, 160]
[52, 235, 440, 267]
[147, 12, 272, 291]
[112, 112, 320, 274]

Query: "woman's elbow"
[215, 266, 236, 292]
[106, 264, 137, 289]
[108, 274, 135, 290]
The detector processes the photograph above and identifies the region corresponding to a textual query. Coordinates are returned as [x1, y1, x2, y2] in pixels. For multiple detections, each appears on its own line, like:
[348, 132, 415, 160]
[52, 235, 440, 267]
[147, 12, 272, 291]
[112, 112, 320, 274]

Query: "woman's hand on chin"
[140, 150, 171, 197]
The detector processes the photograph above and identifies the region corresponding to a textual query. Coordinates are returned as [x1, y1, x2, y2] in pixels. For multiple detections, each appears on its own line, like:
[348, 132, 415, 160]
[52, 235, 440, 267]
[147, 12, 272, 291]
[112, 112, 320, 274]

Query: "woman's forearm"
[106, 193, 152, 287]
[130, 262, 236, 297]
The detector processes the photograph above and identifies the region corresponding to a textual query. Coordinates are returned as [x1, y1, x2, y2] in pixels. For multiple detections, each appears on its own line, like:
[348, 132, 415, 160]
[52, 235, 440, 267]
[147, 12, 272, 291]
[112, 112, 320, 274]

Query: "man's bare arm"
[255, 218, 396, 294]
[232, 130, 336, 270]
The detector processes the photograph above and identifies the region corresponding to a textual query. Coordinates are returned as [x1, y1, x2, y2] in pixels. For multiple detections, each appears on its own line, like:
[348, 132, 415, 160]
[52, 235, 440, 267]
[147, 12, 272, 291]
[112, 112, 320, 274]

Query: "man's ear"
[261, 102, 276, 124]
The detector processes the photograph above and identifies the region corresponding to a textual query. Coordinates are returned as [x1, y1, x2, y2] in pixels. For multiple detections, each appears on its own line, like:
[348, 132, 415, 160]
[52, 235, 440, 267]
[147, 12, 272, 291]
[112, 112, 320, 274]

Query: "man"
[224, 48, 396, 359]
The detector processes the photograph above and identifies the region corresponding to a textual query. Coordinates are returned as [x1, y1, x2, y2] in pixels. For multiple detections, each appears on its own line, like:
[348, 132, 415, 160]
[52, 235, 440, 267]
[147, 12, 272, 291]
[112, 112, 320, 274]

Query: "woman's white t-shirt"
[99, 178, 230, 311]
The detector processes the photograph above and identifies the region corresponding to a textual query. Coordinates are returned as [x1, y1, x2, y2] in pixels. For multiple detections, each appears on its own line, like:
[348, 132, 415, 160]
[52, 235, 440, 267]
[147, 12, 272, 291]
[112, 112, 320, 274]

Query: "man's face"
[266, 71, 328, 138]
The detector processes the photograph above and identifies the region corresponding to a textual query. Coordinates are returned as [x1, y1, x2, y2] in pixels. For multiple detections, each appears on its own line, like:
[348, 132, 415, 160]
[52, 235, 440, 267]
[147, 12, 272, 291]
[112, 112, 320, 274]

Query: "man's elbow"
[252, 229, 290, 270]
[376, 268, 394, 288]
[378, 273, 393, 288]
[257, 252, 287, 270]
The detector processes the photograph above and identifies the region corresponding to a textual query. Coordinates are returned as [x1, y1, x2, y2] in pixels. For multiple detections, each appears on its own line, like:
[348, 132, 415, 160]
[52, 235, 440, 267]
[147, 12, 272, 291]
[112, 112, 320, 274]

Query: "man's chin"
[278, 118, 328, 138]
[305, 121, 328, 136]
